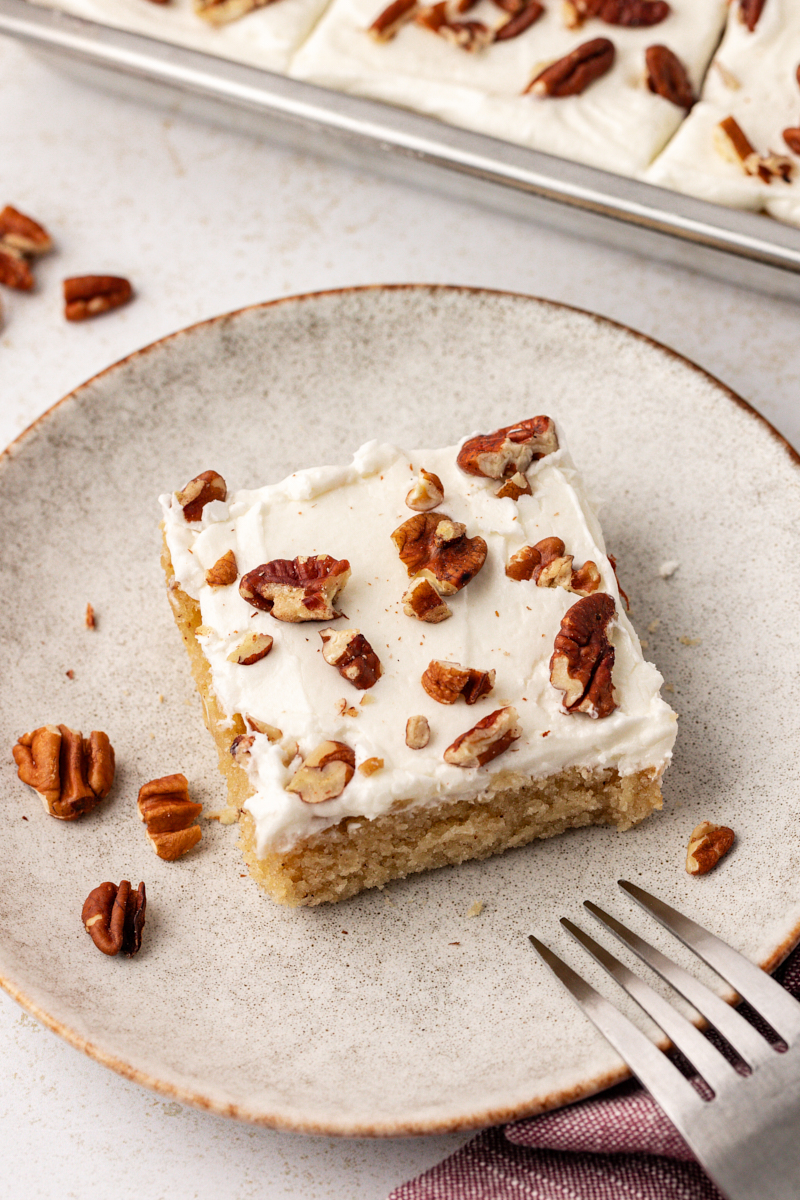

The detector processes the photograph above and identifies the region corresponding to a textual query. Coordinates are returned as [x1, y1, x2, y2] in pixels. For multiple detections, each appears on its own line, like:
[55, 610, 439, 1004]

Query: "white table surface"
[2, 31, 799, 1200]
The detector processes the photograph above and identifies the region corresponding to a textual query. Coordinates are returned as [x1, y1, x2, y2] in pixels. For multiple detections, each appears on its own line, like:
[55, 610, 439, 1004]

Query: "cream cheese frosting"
[161, 428, 677, 856]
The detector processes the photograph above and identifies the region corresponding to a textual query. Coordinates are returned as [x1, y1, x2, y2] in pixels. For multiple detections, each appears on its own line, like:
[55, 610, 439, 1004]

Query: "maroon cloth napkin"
[389, 945, 800, 1200]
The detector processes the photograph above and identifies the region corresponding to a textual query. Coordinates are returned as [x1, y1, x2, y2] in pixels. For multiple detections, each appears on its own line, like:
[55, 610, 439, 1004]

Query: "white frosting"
[646, 0, 800, 224]
[161, 428, 677, 855]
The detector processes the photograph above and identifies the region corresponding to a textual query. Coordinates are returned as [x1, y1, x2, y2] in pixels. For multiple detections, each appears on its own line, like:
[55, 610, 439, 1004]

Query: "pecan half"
[645, 45, 694, 110]
[505, 537, 600, 595]
[715, 116, 793, 183]
[402, 575, 453, 623]
[0, 246, 34, 291]
[738, 0, 764, 31]
[457, 417, 558, 479]
[416, 2, 493, 48]
[82, 880, 146, 957]
[494, 0, 543, 39]
[422, 660, 495, 705]
[205, 549, 238, 587]
[496, 472, 532, 500]
[784, 128, 800, 155]
[138, 773, 202, 860]
[368, 0, 417, 40]
[64, 275, 133, 320]
[320, 628, 382, 689]
[227, 631, 274, 665]
[406, 714, 431, 749]
[286, 741, 356, 804]
[524, 38, 615, 97]
[175, 470, 227, 522]
[13, 725, 115, 819]
[406, 468, 445, 512]
[549, 593, 616, 718]
[240, 555, 351, 622]
[0, 205, 52, 255]
[444, 706, 521, 767]
[392, 512, 486, 596]
[564, 0, 668, 26]
[686, 822, 735, 876]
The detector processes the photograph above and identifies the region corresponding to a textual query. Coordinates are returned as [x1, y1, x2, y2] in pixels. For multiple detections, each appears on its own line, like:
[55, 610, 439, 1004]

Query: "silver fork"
[529, 880, 800, 1200]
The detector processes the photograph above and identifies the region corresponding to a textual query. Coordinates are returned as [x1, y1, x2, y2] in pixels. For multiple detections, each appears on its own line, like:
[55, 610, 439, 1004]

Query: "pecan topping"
[524, 38, 615, 97]
[175, 470, 227, 521]
[564, 0, 668, 26]
[738, 0, 764, 31]
[0, 206, 52, 291]
[246, 715, 282, 738]
[138, 773, 202, 860]
[457, 417, 558, 479]
[240, 555, 351, 622]
[496, 472, 532, 500]
[64, 275, 133, 320]
[368, 0, 417, 40]
[607, 552, 629, 610]
[286, 741, 356, 804]
[82, 881, 146, 957]
[392, 512, 487, 596]
[416, 3, 493, 49]
[686, 822, 735, 876]
[205, 549, 238, 587]
[549, 593, 616, 718]
[359, 756, 384, 776]
[402, 575, 453, 623]
[193, 0, 271, 24]
[406, 468, 445, 512]
[783, 128, 800, 156]
[231, 733, 255, 763]
[13, 725, 115, 820]
[422, 660, 495, 705]
[444, 706, 521, 767]
[505, 537, 600, 596]
[406, 714, 431, 749]
[320, 628, 382, 689]
[495, 0, 543, 39]
[715, 116, 793, 183]
[645, 45, 694, 110]
[228, 631, 274, 665]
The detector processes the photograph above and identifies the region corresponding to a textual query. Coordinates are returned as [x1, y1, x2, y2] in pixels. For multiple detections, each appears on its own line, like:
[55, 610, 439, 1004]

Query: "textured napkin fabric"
[389, 945, 800, 1200]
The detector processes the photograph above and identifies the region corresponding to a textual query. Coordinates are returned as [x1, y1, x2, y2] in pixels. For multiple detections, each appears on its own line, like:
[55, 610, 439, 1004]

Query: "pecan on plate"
[422, 660, 495, 705]
[494, 0, 543, 40]
[63, 275, 133, 320]
[496, 472, 532, 500]
[444, 706, 521, 767]
[406, 714, 431, 749]
[240, 555, 351, 622]
[392, 512, 486, 596]
[645, 45, 694, 110]
[738, 0, 764, 31]
[205, 549, 238, 587]
[457, 417, 557, 479]
[564, 0, 669, 27]
[82, 880, 146, 957]
[227, 631, 274, 665]
[138, 773, 202, 861]
[524, 38, 615, 97]
[550, 593, 616, 717]
[406, 468, 445, 512]
[175, 470, 227, 522]
[715, 116, 793, 183]
[13, 725, 115, 819]
[402, 575, 453, 623]
[686, 821, 735, 876]
[368, 0, 417, 39]
[286, 741, 356, 804]
[320, 628, 382, 689]
[0, 205, 52, 291]
[505, 537, 600, 595]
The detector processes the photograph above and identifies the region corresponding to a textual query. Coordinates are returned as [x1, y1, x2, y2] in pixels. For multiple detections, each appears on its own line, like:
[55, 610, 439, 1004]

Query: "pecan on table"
[0, 205, 52, 291]
[422, 660, 495, 705]
[564, 0, 669, 27]
[320, 628, 382, 689]
[549, 592, 617, 718]
[457, 416, 557, 479]
[175, 470, 227, 522]
[645, 45, 695, 110]
[686, 822, 735, 876]
[444, 706, 521, 767]
[63, 275, 133, 320]
[138, 773, 202, 860]
[13, 725, 115, 819]
[392, 512, 486, 596]
[240, 555, 351, 622]
[524, 38, 615, 97]
[286, 741, 356, 804]
[82, 880, 146, 957]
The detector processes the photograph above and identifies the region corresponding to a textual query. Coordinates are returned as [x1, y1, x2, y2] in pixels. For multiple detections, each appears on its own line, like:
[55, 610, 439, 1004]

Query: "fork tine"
[619, 881, 800, 1044]
[561, 918, 737, 1094]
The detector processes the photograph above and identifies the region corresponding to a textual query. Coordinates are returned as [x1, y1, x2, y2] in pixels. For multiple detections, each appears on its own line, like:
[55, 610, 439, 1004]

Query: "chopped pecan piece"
[0, 245, 34, 291]
[85, 603, 96, 630]
[524, 38, 615, 97]
[205, 549, 238, 587]
[194, 0, 271, 24]
[359, 756, 384, 776]
[82, 880, 146, 957]
[496, 472, 532, 499]
[550, 593, 616, 718]
[564, 0, 668, 26]
[686, 822, 735, 876]
[422, 660, 495, 705]
[505, 537, 600, 595]
[320, 628, 382, 689]
[645, 45, 694, 110]
[416, 2, 493, 48]
[175, 470, 227, 521]
[784, 128, 800, 156]
[402, 575, 453, 623]
[457, 417, 558, 479]
[715, 116, 793, 183]
[228, 631, 274, 665]
[607, 552, 630, 610]
[286, 741, 356, 804]
[0, 205, 52, 255]
[368, 0, 417, 39]
[738, 0, 764, 31]
[406, 468, 445, 512]
[64, 275, 133, 320]
[231, 733, 255, 763]
[494, 0, 543, 39]
[392, 512, 486, 596]
[406, 714, 431, 749]
[138, 773, 202, 860]
[13, 725, 115, 819]
[240, 555, 351, 622]
[444, 706, 521, 767]
[246, 715, 282, 738]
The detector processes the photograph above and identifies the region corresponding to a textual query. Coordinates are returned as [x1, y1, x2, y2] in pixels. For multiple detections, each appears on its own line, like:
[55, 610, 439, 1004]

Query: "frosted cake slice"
[160, 417, 676, 906]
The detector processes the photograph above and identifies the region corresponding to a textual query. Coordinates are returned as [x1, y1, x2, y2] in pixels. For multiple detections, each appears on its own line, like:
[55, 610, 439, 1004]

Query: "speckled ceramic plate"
[2, 285, 799, 1136]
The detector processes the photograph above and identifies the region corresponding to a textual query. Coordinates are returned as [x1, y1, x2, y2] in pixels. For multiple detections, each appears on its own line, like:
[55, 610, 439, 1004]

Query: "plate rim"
[3, 282, 800, 1138]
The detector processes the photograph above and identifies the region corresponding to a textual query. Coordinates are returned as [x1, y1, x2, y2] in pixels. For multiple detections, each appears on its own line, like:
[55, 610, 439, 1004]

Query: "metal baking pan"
[4, 0, 800, 300]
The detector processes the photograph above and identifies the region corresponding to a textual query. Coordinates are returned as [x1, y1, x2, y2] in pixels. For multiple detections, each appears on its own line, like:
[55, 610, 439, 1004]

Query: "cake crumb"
[659, 560, 680, 579]
[448, 941, 461, 946]
[663, 683, 675, 693]
[467, 901, 484, 918]
[208, 807, 239, 824]
[157, 693, 164, 703]
[65, 669, 75, 680]
[640, 640, 649, 650]
[647, 619, 660, 633]
[679, 636, 702, 647]
[85, 603, 96, 629]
